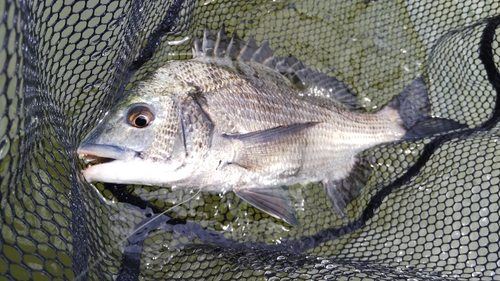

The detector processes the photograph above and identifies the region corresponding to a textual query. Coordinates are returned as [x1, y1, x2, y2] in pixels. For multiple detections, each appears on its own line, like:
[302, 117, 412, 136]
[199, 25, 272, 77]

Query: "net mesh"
[1, 0, 500, 280]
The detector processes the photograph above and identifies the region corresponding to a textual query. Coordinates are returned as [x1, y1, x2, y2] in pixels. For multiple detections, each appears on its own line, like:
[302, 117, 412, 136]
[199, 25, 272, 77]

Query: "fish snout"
[77, 143, 139, 164]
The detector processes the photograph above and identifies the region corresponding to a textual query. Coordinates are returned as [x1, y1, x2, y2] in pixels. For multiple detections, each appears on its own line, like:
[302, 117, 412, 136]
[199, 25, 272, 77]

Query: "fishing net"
[1, 0, 500, 280]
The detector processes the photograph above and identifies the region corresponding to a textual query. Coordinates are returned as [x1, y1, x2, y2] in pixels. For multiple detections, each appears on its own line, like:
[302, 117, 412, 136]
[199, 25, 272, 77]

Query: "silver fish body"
[78, 28, 460, 225]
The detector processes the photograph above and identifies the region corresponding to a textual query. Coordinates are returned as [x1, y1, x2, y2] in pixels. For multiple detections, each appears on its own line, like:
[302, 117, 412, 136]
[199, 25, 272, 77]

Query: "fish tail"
[323, 77, 467, 218]
[388, 76, 467, 138]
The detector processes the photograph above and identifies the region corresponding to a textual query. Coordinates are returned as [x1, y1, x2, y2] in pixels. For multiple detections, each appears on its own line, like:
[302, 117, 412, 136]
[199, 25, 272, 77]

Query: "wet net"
[1, 0, 500, 280]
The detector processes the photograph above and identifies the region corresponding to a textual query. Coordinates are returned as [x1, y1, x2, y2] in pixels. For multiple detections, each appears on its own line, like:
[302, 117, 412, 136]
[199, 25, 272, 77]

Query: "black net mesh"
[1, 0, 500, 280]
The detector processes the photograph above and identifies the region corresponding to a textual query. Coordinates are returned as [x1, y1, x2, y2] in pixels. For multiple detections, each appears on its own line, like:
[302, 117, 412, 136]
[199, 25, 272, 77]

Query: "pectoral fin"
[234, 187, 298, 226]
[223, 122, 318, 143]
[223, 122, 318, 173]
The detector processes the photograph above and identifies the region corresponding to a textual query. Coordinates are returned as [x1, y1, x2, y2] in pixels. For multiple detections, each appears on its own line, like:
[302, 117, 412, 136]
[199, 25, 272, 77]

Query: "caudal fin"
[325, 77, 466, 217]
[389, 76, 467, 138]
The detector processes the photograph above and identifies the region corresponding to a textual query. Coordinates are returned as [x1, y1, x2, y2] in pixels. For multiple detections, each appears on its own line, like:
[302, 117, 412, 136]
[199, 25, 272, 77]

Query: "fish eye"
[126, 105, 155, 128]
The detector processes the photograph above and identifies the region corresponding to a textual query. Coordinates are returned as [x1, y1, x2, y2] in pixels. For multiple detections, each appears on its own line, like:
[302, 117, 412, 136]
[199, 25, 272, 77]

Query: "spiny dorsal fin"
[201, 27, 215, 56]
[192, 26, 362, 109]
[256, 42, 280, 68]
[225, 36, 241, 59]
[192, 25, 237, 59]
[214, 25, 230, 57]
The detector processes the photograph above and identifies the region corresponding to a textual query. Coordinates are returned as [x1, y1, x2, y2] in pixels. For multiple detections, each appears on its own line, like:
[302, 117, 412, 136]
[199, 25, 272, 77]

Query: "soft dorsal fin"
[191, 26, 362, 110]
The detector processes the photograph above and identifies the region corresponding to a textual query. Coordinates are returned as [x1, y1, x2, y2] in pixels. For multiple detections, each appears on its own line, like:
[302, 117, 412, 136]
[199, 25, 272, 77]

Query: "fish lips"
[77, 143, 141, 164]
[77, 143, 191, 185]
[77, 143, 144, 184]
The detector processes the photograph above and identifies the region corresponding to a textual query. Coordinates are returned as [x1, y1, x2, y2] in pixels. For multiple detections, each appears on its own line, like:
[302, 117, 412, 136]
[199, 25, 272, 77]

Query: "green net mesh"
[1, 0, 500, 280]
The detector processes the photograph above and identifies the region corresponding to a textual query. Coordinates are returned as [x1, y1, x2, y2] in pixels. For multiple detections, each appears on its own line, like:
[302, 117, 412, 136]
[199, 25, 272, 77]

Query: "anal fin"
[323, 158, 370, 217]
[234, 187, 298, 226]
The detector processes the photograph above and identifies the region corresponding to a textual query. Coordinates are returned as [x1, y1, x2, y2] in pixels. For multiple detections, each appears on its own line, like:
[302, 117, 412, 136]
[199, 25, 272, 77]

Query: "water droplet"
[90, 52, 101, 60]
[167, 36, 191, 46]
[93, 79, 103, 88]
[82, 84, 93, 92]
[102, 47, 111, 56]
[314, 263, 324, 269]
[479, 207, 489, 217]
[325, 264, 337, 270]
[472, 272, 483, 278]
[108, 20, 118, 30]
[90, 37, 100, 46]
[0, 137, 10, 160]
[480, 217, 489, 226]
[276, 255, 286, 261]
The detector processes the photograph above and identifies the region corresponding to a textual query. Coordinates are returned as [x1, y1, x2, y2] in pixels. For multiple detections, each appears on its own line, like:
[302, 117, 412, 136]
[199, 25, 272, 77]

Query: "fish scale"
[77, 27, 464, 226]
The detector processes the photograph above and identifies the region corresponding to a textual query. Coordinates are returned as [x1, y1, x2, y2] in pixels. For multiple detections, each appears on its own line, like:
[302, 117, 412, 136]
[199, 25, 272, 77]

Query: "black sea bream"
[77, 27, 462, 225]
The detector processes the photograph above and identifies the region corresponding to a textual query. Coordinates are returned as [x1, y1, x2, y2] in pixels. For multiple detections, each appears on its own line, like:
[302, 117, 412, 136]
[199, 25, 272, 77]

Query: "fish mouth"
[77, 143, 139, 164]
[77, 143, 190, 185]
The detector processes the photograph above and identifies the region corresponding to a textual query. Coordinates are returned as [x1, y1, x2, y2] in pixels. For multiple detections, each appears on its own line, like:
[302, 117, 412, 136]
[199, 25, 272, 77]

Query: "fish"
[77, 27, 464, 226]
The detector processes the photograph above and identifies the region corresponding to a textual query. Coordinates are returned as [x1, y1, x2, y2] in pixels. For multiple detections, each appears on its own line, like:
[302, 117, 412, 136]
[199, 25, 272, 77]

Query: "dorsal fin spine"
[214, 25, 225, 56]
[191, 26, 361, 109]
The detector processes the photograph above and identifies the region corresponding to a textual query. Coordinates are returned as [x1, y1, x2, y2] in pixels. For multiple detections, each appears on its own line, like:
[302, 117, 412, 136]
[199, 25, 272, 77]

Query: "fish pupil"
[135, 115, 148, 127]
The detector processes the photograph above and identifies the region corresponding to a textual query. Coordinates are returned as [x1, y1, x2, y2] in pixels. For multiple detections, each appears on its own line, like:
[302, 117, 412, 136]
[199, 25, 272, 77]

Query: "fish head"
[77, 69, 194, 186]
